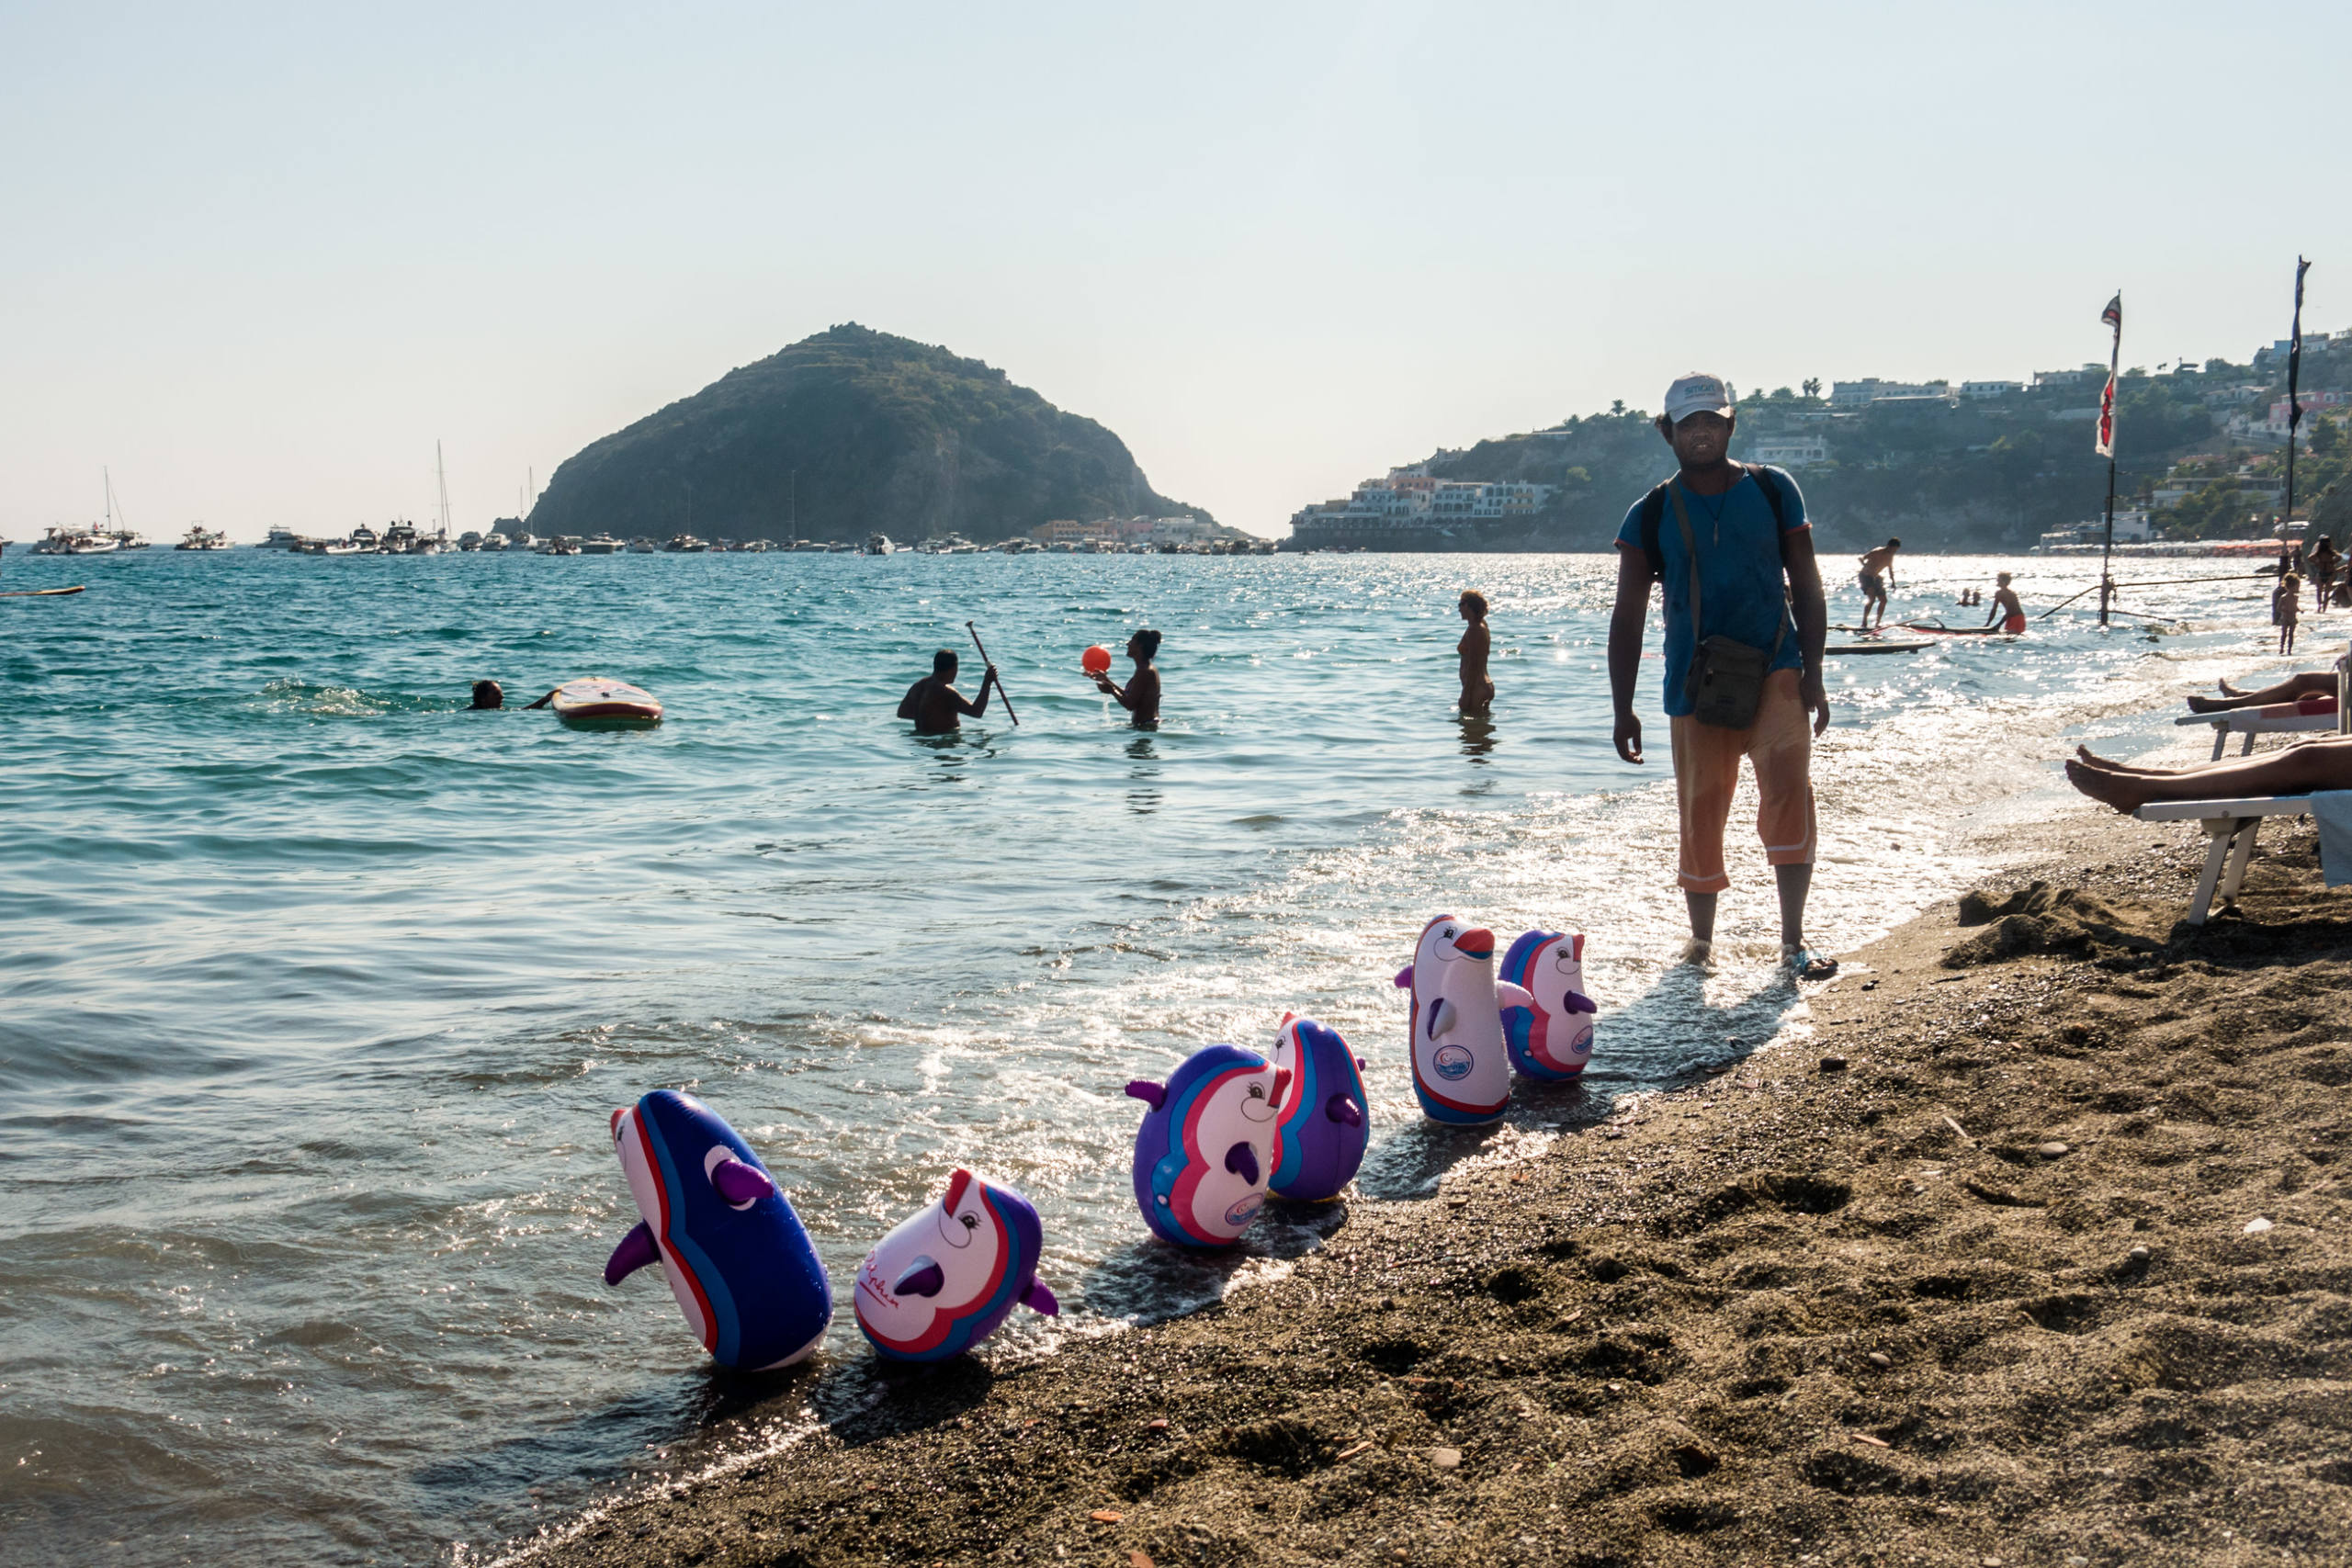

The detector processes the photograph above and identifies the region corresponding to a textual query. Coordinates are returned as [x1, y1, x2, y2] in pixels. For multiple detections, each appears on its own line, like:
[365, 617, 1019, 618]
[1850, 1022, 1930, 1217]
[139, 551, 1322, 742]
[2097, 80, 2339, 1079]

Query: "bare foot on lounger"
[2064, 759, 2152, 813]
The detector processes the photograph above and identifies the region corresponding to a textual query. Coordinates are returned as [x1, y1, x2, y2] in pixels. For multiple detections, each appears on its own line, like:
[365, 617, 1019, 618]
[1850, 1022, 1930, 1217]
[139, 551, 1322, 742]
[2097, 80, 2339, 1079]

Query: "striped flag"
[2095, 292, 2121, 458]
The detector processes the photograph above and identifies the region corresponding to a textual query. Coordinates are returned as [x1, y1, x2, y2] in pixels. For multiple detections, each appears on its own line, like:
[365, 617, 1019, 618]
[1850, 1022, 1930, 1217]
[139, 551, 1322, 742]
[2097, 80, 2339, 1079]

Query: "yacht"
[663, 534, 709, 553]
[258, 526, 300, 550]
[175, 525, 230, 550]
[478, 531, 509, 553]
[33, 525, 119, 555]
[505, 531, 538, 552]
[349, 524, 380, 551]
[865, 533, 895, 555]
[627, 536, 657, 553]
[739, 538, 771, 553]
[580, 533, 626, 555]
[381, 520, 418, 553]
[456, 530, 483, 551]
[540, 535, 582, 556]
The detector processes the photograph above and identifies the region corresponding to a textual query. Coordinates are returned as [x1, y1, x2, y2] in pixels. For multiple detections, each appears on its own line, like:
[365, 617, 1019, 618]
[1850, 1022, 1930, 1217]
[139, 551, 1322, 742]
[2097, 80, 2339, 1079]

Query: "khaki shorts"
[1668, 667, 1816, 893]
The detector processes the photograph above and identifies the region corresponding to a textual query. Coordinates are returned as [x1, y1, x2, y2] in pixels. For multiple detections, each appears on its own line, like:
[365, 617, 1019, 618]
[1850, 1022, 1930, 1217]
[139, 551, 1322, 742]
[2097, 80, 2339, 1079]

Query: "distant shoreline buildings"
[1286, 469, 1553, 547]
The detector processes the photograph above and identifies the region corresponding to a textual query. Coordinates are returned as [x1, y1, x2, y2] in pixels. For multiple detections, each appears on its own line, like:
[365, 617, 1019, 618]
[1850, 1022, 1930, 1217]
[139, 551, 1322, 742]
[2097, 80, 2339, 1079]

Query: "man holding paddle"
[898, 649, 999, 733]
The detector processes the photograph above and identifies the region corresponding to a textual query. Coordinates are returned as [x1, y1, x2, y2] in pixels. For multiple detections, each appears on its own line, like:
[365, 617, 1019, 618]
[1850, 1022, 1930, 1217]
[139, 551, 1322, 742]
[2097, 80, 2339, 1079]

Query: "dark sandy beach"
[515, 807, 2352, 1568]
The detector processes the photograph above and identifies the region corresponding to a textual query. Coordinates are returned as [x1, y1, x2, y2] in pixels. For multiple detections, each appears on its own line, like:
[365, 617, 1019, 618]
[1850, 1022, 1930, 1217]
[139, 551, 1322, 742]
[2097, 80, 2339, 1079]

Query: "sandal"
[1782, 944, 1839, 980]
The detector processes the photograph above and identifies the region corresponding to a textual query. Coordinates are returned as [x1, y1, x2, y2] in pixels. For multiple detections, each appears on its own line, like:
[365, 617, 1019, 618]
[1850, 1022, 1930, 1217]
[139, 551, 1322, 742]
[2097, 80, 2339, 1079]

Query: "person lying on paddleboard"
[1091, 627, 1161, 728]
[898, 649, 997, 733]
[1982, 572, 2025, 635]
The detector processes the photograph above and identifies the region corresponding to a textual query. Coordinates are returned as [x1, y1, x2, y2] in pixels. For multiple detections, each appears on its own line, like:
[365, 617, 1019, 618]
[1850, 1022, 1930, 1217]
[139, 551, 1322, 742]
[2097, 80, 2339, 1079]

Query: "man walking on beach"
[1608, 372, 1837, 978]
[1856, 538, 1901, 630]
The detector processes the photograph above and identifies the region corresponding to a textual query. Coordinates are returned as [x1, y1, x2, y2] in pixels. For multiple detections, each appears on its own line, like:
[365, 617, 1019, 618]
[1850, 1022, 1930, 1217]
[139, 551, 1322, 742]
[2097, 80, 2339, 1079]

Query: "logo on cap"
[1664, 373, 1734, 425]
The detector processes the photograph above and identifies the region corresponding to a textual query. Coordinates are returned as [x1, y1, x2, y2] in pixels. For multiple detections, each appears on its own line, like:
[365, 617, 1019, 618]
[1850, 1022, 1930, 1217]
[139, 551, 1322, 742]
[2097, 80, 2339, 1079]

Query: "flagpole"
[2098, 291, 2121, 628]
[2284, 257, 2311, 546]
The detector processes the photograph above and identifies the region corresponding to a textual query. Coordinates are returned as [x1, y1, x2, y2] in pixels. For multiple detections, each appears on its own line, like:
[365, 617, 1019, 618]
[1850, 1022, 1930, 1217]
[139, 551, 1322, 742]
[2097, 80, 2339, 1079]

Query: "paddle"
[966, 621, 1017, 726]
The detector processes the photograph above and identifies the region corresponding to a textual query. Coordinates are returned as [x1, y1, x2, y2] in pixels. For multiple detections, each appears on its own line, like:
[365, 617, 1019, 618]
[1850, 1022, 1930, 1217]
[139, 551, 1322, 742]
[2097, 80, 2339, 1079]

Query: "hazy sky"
[4, 2, 2345, 541]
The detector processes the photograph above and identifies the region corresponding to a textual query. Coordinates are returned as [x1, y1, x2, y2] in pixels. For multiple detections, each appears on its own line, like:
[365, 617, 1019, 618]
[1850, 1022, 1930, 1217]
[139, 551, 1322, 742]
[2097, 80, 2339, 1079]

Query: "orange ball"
[1081, 645, 1113, 675]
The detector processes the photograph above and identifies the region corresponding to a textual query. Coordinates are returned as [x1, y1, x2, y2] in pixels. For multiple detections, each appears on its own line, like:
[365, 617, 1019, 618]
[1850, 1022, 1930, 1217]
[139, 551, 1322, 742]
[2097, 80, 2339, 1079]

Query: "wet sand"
[516, 807, 2352, 1568]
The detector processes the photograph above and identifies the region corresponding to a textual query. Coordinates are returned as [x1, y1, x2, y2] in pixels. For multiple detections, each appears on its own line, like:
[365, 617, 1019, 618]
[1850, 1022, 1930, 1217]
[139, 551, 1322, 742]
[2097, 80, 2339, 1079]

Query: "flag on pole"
[2287, 257, 2312, 435]
[2095, 292, 2121, 458]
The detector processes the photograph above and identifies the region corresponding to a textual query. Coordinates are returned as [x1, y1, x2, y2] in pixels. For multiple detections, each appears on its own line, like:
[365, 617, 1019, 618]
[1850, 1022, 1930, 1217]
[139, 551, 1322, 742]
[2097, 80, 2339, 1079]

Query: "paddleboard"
[0, 585, 87, 598]
[1826, 640, 1929, 656]
[550, 677, 662, 727]
[1898, 621, 2012, 637]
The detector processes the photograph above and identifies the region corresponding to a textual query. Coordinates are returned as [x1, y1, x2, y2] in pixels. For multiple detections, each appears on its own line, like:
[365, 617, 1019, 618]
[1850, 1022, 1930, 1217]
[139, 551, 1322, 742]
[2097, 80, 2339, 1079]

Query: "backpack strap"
[1638, 482, 1670, 579]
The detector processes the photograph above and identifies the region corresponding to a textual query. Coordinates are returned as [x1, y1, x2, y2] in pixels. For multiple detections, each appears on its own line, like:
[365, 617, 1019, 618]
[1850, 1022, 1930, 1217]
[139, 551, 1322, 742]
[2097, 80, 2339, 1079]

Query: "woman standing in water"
[1457, 591, 1494, 717]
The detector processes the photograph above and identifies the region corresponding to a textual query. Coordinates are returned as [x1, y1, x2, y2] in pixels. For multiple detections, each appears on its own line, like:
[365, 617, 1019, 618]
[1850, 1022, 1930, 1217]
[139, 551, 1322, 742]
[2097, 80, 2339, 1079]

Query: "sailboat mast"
[435, 441, 453, 539]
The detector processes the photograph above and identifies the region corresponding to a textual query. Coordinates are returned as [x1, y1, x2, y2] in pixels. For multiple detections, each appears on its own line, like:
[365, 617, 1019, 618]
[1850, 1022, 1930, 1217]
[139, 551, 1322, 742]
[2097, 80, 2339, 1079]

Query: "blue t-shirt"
[1613, 466, 1809, 718]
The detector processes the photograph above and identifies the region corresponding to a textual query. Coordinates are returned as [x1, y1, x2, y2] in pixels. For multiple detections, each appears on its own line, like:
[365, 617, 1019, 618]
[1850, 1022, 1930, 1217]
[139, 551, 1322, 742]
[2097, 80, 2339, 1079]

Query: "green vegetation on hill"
[1378, 337, 2352, 551]
[527, 325, 1206, 544]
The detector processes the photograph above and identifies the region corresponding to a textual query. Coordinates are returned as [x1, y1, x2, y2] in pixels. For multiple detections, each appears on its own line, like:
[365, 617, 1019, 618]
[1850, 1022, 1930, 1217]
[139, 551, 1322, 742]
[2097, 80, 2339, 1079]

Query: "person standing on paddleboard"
[1091, 627, 1161, 728]
[1981, 572, 2026, 635]
[898, 649, 998, 733]
[1855, 538, 1900, 630]
[1606, 371, 1837, 980]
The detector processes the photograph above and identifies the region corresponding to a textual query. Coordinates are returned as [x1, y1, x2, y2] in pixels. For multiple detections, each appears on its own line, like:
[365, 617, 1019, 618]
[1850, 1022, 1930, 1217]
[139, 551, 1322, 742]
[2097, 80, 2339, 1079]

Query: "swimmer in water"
[1982, 572, 2026, 634]
[1457, 590, 1494, 717]
[1091, 627, 1161, 728]
[469, 680, 504, 709]
[897, 649, 997, 733]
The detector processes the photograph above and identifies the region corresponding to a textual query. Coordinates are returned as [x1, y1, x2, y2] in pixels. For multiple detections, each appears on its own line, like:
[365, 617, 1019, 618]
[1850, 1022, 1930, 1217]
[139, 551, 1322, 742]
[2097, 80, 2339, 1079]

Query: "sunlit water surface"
[0, 547, 2294, 1563]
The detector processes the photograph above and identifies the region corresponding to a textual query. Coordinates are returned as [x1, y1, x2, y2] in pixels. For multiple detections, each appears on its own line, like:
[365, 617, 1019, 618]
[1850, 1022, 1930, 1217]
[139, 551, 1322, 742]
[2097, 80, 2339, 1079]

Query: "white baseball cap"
[1663, 372, 1734, 424]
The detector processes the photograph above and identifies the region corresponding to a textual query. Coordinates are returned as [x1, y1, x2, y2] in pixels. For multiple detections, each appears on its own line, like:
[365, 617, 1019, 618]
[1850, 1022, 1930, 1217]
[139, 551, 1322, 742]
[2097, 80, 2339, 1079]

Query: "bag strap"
[1667, 479, 1787, 664]
[1665, 481, 1704, 640]
[1639, 482, 1669, 580]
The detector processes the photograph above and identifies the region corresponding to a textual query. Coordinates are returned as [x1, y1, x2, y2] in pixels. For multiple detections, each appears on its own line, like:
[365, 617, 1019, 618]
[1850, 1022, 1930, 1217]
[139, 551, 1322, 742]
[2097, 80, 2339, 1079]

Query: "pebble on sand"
[1819, 1055, 1849, 1073]
[2037, 1141, 2070, 1157]
[2245, 1217, 2274, 1235]
[1430, 1448, 1461, 1469]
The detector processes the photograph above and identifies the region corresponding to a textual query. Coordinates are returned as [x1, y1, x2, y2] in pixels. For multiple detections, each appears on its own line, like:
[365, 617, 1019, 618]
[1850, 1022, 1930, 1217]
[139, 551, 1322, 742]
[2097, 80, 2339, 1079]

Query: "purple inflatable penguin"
[1126, 1044, 1285, 1248]
[605, 1089, 832, 1371]
[1499, 930, 1598, 1081]
[1268, 1012, 1369, 1201]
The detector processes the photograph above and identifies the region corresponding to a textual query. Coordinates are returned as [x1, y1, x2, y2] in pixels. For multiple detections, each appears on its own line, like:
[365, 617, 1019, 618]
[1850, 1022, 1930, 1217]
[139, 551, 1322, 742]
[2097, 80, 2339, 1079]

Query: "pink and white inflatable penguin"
[1396, 915, 1532, 1125]
[853, 1169, 1058, 1362]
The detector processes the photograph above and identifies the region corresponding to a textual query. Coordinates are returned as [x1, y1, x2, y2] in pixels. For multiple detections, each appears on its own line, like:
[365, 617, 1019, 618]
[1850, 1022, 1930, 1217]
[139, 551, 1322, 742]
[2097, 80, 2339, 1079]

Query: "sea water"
[0, 547, 2296, 1563]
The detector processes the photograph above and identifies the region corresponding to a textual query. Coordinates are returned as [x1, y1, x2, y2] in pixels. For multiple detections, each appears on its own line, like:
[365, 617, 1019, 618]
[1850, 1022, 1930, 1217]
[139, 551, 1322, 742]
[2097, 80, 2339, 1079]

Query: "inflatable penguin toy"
[1268, 1013, 1370, 1201]
[1500, 930, 1598, 1081]
[854, 1169, 1059, 1362]
[1126, 1044, 1284, 1248]
[1396, 915, 1532, 1125]
[605, 1089, 833, 1370]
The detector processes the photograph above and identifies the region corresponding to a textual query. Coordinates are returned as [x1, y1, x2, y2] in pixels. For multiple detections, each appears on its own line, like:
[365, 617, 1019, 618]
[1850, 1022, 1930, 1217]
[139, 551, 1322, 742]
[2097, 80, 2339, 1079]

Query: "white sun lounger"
[2142, 645, 2350, 923]
[2174, 702, 2338, 760]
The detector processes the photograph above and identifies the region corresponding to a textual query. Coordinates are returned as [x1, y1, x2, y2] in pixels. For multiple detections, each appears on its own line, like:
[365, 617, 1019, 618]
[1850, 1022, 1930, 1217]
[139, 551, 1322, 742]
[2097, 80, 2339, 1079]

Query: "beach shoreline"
[502, 792, 2352, 1568]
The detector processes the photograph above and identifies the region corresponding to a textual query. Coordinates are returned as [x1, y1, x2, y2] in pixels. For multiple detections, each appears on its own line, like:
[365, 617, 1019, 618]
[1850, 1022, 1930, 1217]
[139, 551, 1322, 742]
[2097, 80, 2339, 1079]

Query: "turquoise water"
[0, 547, 2289, 1564]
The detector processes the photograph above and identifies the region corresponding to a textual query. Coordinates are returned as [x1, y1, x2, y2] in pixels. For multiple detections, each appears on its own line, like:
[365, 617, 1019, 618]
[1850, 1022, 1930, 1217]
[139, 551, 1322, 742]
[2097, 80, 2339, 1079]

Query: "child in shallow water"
[2274, 573, 2302, 656]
